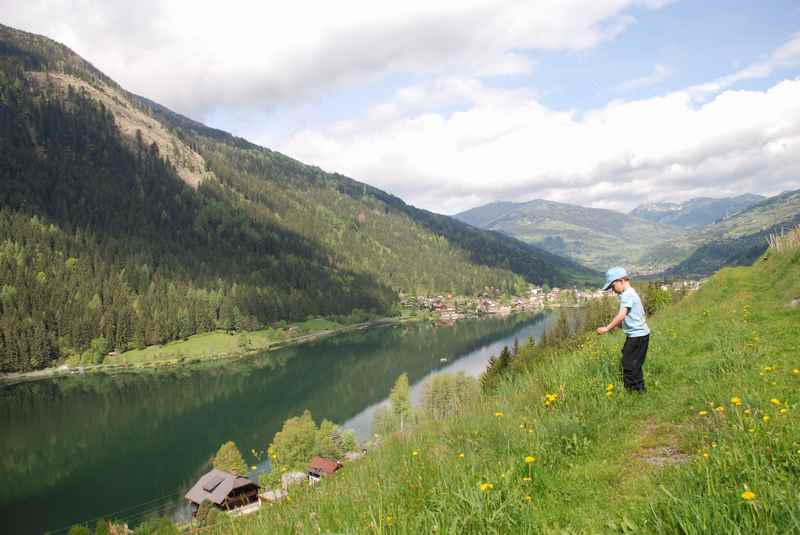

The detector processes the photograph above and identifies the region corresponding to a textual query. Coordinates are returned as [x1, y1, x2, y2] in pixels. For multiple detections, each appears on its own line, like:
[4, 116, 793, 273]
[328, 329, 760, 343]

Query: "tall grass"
[197, 242, 800, 534]
[767, 225, 800, 253]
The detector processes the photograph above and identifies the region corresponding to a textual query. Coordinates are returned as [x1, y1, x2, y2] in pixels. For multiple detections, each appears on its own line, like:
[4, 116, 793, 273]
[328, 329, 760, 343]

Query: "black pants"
[621, 335, 649, 391]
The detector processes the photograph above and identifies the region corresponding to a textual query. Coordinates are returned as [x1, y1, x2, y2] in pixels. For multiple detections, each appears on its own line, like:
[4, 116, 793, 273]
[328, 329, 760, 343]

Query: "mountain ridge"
[0, 23, 596, 372]
[629, 194, 765, 228]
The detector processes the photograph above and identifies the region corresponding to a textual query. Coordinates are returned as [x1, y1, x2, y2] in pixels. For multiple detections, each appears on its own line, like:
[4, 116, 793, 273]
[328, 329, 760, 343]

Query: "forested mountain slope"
[0, 24, 595, 372]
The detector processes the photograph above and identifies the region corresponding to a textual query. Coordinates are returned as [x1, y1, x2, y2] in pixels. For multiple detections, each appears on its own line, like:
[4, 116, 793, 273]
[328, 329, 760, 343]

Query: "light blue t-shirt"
[619, 287, 650, 337]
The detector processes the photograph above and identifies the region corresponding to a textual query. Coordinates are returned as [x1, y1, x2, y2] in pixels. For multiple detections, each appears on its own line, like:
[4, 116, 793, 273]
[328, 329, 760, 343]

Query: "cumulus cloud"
[277, 74, 800, 214]
[2, 0, 666, 115]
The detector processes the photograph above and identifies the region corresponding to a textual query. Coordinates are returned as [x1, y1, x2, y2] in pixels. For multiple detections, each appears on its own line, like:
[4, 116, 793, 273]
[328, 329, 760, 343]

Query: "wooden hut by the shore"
[185, 469, 259, 514]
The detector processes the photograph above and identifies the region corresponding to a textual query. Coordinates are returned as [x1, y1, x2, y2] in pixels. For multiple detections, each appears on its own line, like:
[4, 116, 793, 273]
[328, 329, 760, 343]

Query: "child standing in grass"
[596, 267, 650, 392]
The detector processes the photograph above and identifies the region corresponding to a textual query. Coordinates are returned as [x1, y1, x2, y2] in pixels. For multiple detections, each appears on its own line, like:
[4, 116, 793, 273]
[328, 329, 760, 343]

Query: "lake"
[0, 311, 562, 534]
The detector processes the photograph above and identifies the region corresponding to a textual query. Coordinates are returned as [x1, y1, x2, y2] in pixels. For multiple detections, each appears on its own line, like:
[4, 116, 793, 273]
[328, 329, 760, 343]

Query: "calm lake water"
[0, 311, 562, 534]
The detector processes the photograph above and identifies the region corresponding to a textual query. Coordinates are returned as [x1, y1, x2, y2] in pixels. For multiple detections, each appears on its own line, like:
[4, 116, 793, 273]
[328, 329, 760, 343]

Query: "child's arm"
[596, 307, 628, 335]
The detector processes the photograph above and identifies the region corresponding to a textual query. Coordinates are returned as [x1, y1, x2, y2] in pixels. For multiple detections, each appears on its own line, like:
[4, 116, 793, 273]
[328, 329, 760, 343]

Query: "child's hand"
[596, 326, 609, 335]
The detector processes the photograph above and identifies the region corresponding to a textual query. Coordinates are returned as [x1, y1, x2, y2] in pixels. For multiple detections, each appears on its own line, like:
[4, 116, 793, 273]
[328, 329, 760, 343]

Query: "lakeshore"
[0, 312, 559, 534]
[1, 286, 604, 386]
[0, 316, 418, 386]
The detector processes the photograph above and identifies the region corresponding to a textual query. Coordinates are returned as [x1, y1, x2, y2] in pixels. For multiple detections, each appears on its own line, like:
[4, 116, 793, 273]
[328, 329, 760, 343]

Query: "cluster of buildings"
[400, 286, 610, 322]
[184, 453, 359, 518]
[400, 278, 703, 323]
[658, 279, 704, 292]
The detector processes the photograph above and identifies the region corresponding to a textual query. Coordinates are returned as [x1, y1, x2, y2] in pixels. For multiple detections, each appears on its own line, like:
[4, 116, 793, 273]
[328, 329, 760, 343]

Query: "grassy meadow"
[198, 230, 800, 534]
[115, 318, 344, 365]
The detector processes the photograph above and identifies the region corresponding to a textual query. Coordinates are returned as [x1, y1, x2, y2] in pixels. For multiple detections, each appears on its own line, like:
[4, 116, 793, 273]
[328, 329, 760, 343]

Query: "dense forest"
[0, 24, 595, 372]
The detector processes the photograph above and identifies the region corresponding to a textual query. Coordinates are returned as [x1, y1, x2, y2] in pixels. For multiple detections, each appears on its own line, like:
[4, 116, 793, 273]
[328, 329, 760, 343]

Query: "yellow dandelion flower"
[770, 398, 781, 406]
[711, 442, 717, 448]
[524, 495, 532, 502]
[519, 423, 525, 429]
[741, 491, 756, 501]
[386, 516, 394, 526]
[762, 415, 770, 423]
[780, 408, 788, 414]
[412, 450, 419, 456]
[743, 408, 752, 415]
[251, 465, 257, 470]
[698, 410, 709, 416]
[730, 397, 742, 406]
[606, 384, 614, 391]
[495, 411, 504, 417]
[525, 455, 536, 464]
[793, 368, 800, 375]
[714, 406, 725, 413]
[748, 428, 755, 433]
[479, 482, 494, 491]
[458, 453, 465, 459]
[522, 476, 532, 482]
[703, 452, 709, 459]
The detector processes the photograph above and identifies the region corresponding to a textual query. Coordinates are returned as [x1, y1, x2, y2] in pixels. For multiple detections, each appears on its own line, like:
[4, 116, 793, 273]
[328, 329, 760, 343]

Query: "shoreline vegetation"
[0, 284, 676, 386]
[0, 303, 538, 386]
[0, 315, 416, 386]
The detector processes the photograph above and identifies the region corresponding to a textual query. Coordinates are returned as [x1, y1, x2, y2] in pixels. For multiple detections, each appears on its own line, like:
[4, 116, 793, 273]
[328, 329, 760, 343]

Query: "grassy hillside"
[454, 198, 681, 272]
[209, 229, 800, 534]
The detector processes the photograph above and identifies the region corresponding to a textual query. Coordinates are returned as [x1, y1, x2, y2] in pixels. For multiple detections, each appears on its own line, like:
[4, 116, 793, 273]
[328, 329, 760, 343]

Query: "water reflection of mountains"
[0, 313, 544, 522]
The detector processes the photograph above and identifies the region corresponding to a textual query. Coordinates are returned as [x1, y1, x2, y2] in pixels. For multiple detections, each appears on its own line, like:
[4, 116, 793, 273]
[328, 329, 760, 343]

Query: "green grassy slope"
[212, 231, 800, 534]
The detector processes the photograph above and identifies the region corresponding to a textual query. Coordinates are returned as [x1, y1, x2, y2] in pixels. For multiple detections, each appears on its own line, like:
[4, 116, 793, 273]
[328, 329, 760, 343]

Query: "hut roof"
[185, 469, 257, 505]
[308, 456, 342, 476]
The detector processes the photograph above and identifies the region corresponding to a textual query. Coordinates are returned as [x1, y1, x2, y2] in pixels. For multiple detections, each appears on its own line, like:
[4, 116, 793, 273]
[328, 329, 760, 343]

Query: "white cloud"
[616, 63, 672, 92]
[277, 74, 800, 214]
[688, 32, 800, 99]
[1, 0, 666, 115]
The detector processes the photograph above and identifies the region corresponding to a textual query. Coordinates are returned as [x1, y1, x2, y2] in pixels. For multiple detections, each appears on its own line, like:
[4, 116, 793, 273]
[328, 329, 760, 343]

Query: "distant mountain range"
[454, 199, 681, 272]
[629, 194, 765, 228]
[658, 189, 800, 276]
[455, 191, 800, 275]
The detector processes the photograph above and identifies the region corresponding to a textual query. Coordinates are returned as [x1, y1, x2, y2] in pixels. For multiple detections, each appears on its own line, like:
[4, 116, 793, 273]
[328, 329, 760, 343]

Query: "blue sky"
[530, 1, 800, 109]
[4, 0, 800, 213]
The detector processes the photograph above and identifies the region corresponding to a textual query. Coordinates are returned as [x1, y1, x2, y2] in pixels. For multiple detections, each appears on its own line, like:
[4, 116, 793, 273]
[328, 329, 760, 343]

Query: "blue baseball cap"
[602, 266, 628, 291]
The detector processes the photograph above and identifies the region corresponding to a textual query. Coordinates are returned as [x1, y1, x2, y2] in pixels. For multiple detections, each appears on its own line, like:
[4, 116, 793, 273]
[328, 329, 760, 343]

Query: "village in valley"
[401, 279, 704, 322]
